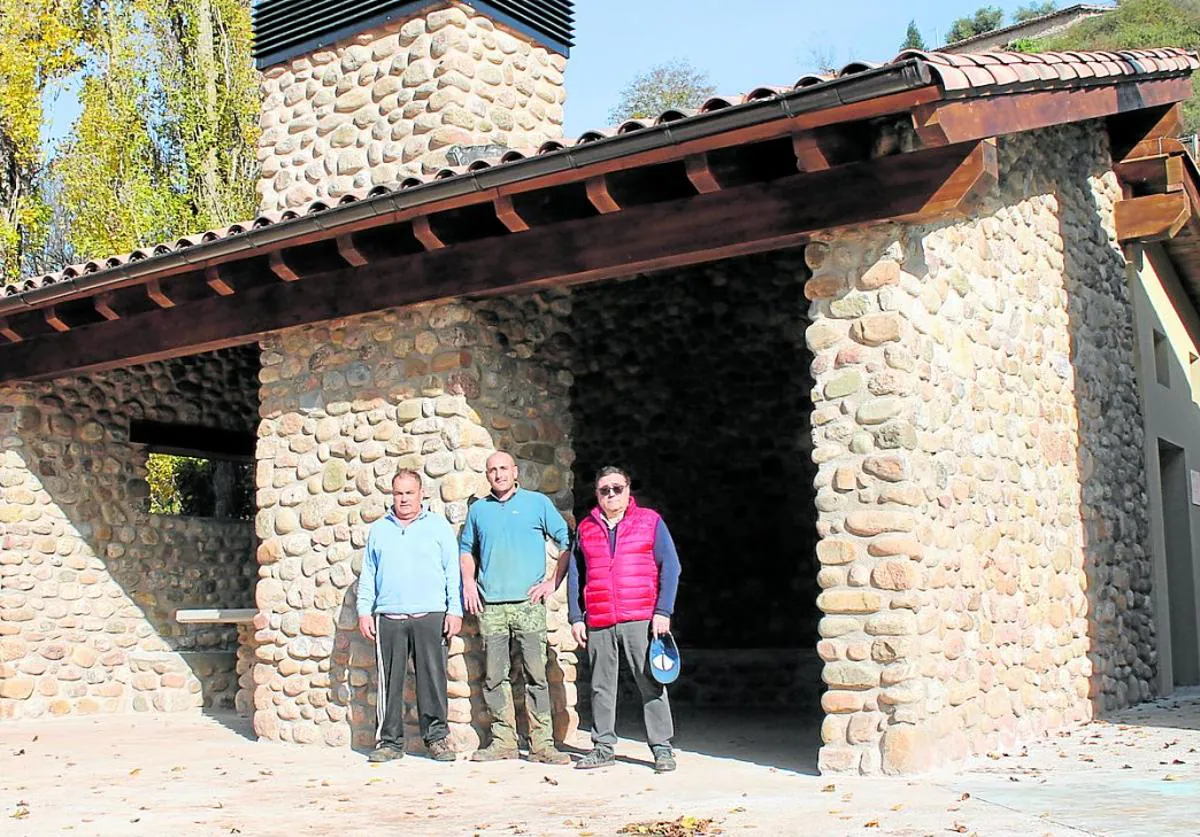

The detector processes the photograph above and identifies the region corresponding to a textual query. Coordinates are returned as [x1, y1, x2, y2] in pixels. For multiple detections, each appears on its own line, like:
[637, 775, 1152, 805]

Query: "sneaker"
[574, 748, 615, 770]
[652, 746, 676, 773]
[367, 743, 404, 763]
[426, 737, 456, 762]
[527, 746, 571, 766]
[470, 743, 519, 762]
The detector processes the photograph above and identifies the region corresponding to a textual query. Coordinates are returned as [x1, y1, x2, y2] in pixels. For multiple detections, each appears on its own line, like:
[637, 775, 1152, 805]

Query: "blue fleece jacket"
[357, 509, 463, 617]
[459, 488, 570, 604]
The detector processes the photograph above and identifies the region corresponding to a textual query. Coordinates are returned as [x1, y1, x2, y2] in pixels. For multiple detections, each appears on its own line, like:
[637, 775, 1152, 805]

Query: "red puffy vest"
[577, 498, 660, 629]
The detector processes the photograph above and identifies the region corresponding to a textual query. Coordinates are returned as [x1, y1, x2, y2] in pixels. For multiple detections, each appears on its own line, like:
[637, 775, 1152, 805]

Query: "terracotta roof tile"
[6, 46, 1198, 300]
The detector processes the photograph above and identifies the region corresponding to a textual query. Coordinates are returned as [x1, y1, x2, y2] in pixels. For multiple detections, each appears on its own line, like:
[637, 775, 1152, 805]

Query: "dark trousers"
[375, 612, 449, 748]
[587, 620, 674, 752]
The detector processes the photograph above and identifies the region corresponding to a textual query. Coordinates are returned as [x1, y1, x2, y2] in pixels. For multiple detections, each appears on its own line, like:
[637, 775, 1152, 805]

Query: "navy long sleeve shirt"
[567, 517, 681, 625]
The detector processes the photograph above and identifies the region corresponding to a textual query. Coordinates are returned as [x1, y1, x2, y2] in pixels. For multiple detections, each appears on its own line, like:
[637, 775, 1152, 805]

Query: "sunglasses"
[597, 485, 627, 497]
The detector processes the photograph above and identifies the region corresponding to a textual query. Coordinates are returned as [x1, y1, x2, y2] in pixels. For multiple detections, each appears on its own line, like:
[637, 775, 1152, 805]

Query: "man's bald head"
[485, 451, 518, 499]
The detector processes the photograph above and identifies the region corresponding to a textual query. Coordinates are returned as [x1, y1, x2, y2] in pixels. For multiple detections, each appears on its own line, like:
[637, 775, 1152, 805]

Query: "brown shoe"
[470, 743, 519, 762]
[426, 737, 456, 762]
[527, 747, 571, 766]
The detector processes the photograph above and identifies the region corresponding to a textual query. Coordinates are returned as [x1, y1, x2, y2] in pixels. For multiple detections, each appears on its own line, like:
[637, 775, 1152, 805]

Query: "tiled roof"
[5, 46, 1197, 301]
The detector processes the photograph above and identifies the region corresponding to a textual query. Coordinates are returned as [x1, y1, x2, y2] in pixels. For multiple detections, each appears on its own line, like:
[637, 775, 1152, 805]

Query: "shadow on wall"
[566, 251, 818, 650]
[1056, 124, 1156, 713]
[0, 348, 261, 721]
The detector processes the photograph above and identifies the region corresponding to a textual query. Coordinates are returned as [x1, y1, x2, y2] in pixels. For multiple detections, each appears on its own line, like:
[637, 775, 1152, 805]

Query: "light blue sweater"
[357, 509, 463, 618]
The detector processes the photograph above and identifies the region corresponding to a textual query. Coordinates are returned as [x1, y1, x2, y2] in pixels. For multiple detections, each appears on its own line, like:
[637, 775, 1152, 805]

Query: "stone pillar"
[252, 294, 575, 750]
[807, 123, 1153, 775]
[256, 2, 567, 211]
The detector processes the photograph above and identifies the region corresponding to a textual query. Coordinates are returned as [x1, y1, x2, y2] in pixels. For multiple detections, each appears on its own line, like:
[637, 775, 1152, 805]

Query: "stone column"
[252, 294, 576, 750]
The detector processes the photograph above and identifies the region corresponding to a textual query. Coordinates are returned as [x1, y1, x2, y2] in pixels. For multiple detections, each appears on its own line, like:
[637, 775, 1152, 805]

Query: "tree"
[946, 6, 1006, 43]
[901, 20, 927, 50]
[0, 0, 86, 281]
[608, 59, 716, 123]
[1022, 0, 1200, 134]
[1013, 2, 1057, 23]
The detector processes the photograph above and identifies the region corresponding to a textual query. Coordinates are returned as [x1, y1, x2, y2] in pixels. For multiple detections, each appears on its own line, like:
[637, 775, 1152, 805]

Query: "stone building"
[3, 0, 1200, 775]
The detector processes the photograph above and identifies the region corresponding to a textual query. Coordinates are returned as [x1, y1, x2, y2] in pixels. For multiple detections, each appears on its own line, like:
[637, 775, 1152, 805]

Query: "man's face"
[596, 473, 630, 517]
[486, 453, 517, 496]
[392, 475, 422, 518]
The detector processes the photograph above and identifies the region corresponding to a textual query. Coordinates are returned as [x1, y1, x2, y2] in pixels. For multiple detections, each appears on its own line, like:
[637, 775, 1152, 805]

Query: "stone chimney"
[253, 1, 571, 212]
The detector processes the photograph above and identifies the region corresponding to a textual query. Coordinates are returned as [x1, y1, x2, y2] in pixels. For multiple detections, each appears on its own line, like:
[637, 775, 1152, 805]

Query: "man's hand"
[651, 614, 670, 638]
[443, 613, 463, 640]
[527, 578, 556, 604]
[462, 579, 483, 616]
[571, 621, 587, 648]
[358, 615, 376, 641]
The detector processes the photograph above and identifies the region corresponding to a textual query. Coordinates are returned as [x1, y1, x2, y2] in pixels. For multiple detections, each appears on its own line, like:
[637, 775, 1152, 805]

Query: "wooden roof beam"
[1109, 103, 1184, 163]
[913, 79, 1192, 148]
[268, 250, 301, 282]
[205, 265, 236, 296]
[586, 176, 620, 214]
[94, 293, 120, 321]
[685, 154, 721, 194]
[1115, 191, 1192, 243]
[494, 195, 530, 232]
[43, 306, 70, 333]
[335, 234, 369, 267]
[412, 216, 445, 250]
[146, 279, 175, 308]
[0, 317, 22, 343]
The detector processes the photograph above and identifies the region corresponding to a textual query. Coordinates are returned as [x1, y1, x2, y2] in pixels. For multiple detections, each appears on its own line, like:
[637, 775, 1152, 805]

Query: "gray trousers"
[587, 619, 674, 752]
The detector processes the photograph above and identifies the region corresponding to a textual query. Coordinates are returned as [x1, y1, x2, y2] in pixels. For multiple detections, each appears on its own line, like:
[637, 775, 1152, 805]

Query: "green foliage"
[947, 6, 1006, 43]
[1013, 1, 1058, 23]
[1023, 0, 1200, 134]
[609, 59, 717, 123]
[901, 20, 928, 51]
[146, 452, 252, 518]
[0, 0, 86, 280]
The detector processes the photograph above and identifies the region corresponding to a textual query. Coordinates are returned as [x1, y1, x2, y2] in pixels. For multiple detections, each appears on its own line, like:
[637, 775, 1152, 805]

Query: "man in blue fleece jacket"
[357, 469, 462, 763]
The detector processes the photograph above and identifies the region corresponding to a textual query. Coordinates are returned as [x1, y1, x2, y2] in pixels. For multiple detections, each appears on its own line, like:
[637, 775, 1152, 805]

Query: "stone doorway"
[566, 248, 822, 771]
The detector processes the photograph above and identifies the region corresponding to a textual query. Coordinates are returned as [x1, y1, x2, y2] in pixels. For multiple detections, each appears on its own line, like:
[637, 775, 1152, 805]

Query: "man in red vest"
[567, 466, 681, 773]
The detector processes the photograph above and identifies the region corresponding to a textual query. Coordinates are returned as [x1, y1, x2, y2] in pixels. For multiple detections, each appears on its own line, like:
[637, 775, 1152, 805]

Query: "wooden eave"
[0, 73, 1193, 383]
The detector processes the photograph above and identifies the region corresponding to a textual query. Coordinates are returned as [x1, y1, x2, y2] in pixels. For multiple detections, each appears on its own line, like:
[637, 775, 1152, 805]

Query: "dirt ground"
[2, 690, 1199, 836]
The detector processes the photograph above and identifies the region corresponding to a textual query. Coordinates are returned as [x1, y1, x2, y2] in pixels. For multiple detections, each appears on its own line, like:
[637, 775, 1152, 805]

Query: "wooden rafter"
[684, 155, 721, 194]
[494, 195, 530, 232]
[335, 234, 369, 267]
[146, 279, 175, 308]
[1115, 192, 1192, 243]
[43, 307, 70, 333]
[586, 177, 620, 214]
[0, 139, 1001, 382]
[94, 294, 120, 321]
[412, 216, 445, 250]
[268, 250, 301, 282]
[0, 317, 22, 343]
[204, 265, 236, 296]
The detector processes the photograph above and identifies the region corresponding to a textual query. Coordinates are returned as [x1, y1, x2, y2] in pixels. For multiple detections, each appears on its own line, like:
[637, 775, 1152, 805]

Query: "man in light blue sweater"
[357, 469, 462, 763]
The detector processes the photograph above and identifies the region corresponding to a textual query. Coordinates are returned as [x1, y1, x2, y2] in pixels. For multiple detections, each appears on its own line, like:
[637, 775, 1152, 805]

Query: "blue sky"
[45, 0, 1067, 146]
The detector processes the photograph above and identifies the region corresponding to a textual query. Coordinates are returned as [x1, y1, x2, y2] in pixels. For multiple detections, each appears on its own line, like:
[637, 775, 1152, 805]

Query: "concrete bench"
[174, 608, 257, 625]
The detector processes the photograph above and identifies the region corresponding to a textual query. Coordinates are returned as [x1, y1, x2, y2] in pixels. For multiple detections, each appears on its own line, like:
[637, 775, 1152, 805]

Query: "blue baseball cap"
[648, 632, 681, 685]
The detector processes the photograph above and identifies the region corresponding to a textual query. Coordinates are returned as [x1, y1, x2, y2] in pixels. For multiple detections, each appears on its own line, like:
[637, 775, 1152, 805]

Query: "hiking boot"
[574, 748, 615, 770]
[652, 746, 676, 773]
[470, 743, 519, 762]
[527, 746, 571, 766]
[367, 743, 404, 763]
[426, 737, 456, 762]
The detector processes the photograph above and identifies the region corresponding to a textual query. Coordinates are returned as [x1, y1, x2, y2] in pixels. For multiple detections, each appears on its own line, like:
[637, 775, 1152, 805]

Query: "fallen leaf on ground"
[617, 815, 720, 836]
[890, 804, 904, 811]
[542, 776, 558, 786]
[864, 820, 880, 828]
[129, 768, 141, 776]
[821, 784, 835, 793]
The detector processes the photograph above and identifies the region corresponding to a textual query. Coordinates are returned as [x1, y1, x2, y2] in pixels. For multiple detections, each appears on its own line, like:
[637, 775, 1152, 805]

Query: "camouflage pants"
[480, 601, 553, 752]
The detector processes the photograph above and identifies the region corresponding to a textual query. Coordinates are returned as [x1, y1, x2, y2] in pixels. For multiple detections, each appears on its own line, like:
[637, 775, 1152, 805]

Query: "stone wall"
[0, 348, 260, 719]
[568, 255, 818, 648]
[257, 1, 566, 211]
[806, 123, 1153, 775]
[251, 293, 576, 750]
